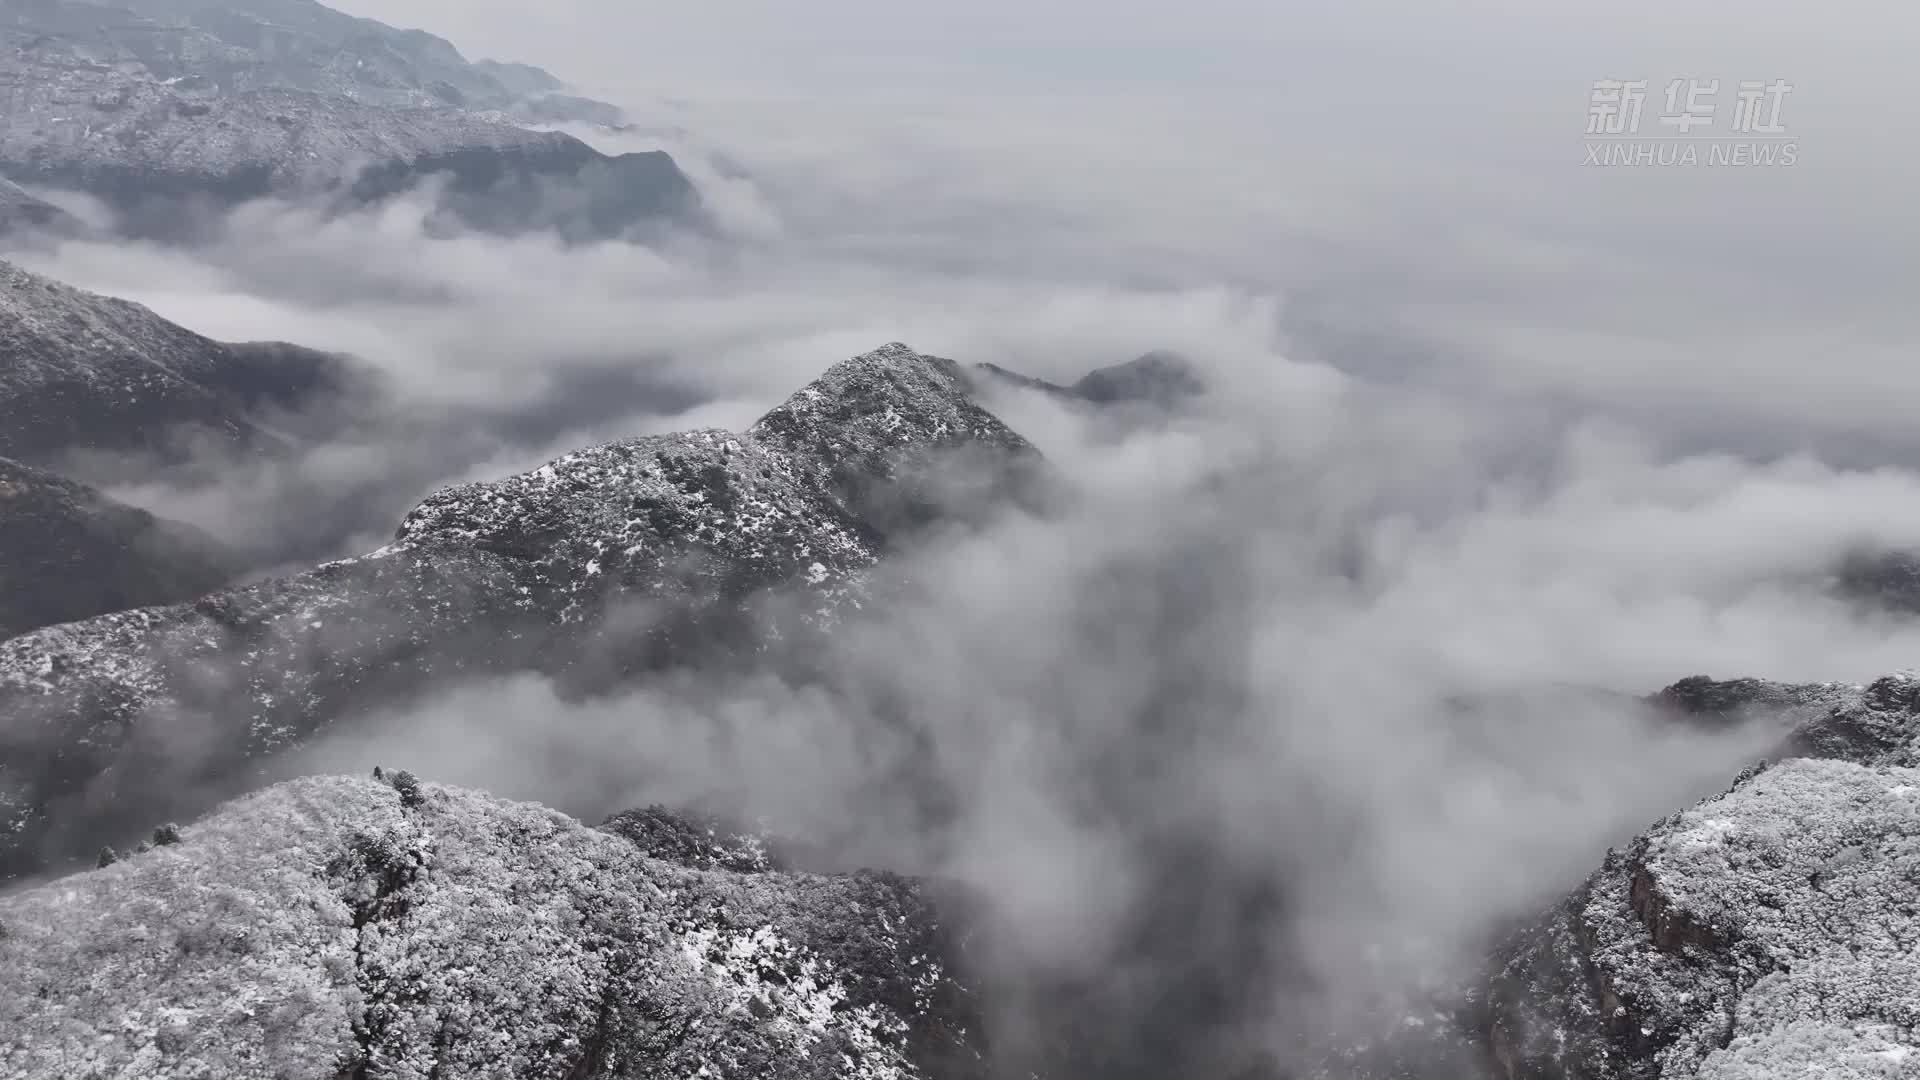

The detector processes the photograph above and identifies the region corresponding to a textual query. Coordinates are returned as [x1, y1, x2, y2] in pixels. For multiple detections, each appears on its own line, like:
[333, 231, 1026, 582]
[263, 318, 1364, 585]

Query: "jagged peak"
[749, 341, 1034, 464]
[390, 344, 1040, 570]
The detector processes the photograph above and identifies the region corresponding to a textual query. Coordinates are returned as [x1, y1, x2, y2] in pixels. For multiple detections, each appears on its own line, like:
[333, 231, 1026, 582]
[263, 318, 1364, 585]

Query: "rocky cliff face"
[0, 773, 986, 1080]
[0, 343, 1039, 880]
[0, 258, 355, 465]
[0, 0, 696, 240]
[1480, 674, 1920, 1079]
[0, 456, 233, 640]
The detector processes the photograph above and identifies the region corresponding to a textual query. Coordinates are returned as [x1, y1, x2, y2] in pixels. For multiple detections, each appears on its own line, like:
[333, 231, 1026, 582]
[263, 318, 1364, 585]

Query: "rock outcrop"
[0, 774, 986, 1079]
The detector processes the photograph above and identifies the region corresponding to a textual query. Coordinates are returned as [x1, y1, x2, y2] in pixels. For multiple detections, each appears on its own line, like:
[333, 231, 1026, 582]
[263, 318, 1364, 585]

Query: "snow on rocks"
[0, 344, 1038, 879]
[0, 775, 983, 1079]
[751, 342, 1042, 538]
[1481, 675, 1920, 1079]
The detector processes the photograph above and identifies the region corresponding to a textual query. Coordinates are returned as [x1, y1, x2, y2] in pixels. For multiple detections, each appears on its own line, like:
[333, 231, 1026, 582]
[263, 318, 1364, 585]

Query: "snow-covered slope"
[1481, 674, 1920, 1079]
[0, 344, 1039, 879]
[100, 0, 624, 124]
[0, 0, 695, 239]
[0, 457, 233, 640]
[0, 259, 354, 464]
[0, 773, 984, 1079]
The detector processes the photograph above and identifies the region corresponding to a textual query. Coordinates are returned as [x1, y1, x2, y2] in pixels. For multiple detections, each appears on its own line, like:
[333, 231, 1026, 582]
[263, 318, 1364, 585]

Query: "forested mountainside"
[0, 456, 233, 639]
[0, 259, 356, 464]
[0, 0, 697, 239]
[0, 342, 1040, 879]
[0, 774, 987, 1080]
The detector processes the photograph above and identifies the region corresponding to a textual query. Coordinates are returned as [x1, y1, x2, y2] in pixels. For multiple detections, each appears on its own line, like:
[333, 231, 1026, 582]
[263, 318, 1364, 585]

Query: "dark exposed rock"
[0, 456, 234, 640]
[1647, 675, 1852, 734]
[0, 343, 1038, 879]
[0, 775, 988, 1079]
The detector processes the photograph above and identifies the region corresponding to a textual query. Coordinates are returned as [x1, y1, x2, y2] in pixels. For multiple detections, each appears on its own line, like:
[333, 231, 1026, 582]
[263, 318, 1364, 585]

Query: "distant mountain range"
[978, 349, 1205, 408]
[0, 0, 699, 240]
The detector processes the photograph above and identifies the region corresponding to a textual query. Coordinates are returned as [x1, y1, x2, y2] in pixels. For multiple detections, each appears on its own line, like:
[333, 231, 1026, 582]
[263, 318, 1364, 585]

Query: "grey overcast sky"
[325, 0, 1912, 431]
[126, 0, 1915, 460]
[324, 0, 1909, 97]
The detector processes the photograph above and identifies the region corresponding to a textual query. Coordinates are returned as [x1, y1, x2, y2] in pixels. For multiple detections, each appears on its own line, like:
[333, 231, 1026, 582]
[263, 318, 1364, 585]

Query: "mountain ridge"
[0, 258, 359, 466]
[0, 0, 697, 240]
[0, 456, 234, 640]
[0, 342, 1041, 879]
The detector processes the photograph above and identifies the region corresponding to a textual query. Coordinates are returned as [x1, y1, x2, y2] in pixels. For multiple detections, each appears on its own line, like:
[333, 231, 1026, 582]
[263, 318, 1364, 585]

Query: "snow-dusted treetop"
[1483, 673, 1920, 1080]
[0, 774, 983, 1079]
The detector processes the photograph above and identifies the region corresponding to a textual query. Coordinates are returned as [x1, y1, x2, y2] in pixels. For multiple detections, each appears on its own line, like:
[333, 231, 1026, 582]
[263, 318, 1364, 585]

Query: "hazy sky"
[328, 1, 1907, 97]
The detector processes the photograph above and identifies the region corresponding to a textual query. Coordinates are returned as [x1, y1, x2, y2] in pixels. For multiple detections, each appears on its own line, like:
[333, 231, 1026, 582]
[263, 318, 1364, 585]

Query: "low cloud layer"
[274, 371, 1920, 1071]
[7, 4, 1918, 1068]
